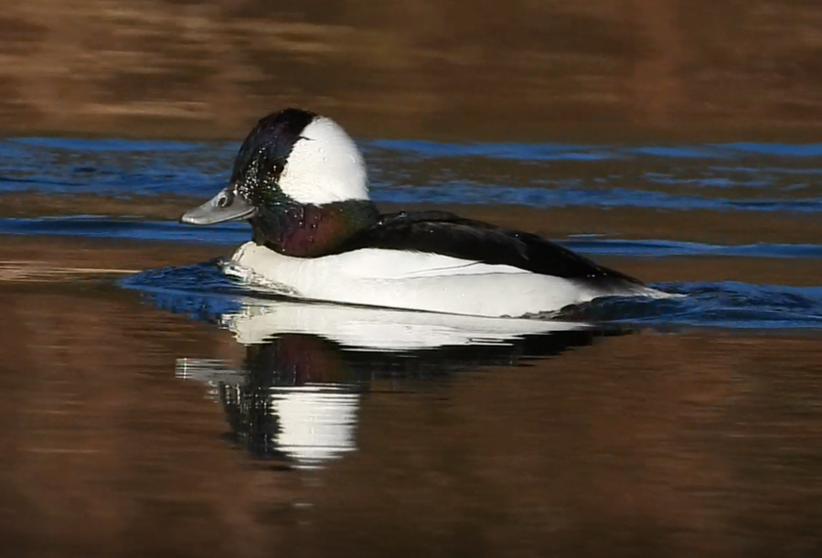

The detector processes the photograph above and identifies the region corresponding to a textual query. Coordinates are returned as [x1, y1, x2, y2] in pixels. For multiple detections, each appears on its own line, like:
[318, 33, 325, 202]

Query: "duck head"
[181, 108, 378, 256]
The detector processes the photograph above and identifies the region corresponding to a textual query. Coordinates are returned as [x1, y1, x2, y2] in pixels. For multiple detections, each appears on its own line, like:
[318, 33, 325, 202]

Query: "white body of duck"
[226, 242, 661, 317]
[181, 108, 670, 318]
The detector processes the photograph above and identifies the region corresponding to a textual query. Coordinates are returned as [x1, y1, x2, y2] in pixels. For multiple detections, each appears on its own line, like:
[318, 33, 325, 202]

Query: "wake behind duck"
[181, 108, 672, 318]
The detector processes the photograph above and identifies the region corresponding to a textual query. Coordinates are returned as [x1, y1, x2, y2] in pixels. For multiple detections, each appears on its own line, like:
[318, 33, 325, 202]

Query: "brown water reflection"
[1, 238, 821, 557]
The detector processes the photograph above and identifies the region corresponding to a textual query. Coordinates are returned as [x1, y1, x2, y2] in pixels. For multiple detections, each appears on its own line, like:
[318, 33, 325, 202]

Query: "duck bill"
[180, 188, 257, 225]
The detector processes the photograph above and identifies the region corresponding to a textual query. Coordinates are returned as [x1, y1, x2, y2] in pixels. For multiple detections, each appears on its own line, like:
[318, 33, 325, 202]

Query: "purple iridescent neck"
[249, 200, 379, 257]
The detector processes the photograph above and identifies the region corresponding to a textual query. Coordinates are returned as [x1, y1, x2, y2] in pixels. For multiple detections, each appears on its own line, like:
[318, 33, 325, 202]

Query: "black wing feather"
[333, 211, 643, 283]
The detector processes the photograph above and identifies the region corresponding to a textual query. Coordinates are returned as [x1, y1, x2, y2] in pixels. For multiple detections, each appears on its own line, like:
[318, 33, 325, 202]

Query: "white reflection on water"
[175, 298, 594, 469]
[177, 357, 360, 469]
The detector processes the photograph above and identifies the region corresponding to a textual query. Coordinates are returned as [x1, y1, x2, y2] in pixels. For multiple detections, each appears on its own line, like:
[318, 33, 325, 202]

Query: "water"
[2, 137, 822, 556]
[4, 138, 822, 211]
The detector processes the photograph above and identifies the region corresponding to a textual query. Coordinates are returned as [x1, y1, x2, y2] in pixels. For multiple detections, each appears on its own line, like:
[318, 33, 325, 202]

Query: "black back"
[333, 211, 642, 283]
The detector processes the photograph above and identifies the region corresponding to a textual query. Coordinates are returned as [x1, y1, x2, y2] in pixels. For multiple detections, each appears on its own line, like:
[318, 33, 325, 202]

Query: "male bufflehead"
[181, 108, 668, 317]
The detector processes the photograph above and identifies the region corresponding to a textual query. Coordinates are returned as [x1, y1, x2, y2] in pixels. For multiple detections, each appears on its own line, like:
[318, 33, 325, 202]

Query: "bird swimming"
[180, 108, 670, 318]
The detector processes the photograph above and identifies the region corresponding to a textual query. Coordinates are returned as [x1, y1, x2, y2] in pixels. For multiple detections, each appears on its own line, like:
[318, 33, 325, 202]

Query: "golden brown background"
[3, 0, 822, 140]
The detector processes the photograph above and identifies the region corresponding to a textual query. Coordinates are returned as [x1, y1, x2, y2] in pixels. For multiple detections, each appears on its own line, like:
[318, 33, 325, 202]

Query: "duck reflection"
[177, 335, 362, 469]
[173, 297, 623, 469]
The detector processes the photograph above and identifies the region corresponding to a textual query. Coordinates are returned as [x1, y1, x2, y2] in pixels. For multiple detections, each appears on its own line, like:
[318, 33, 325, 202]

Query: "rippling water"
[2, 136, 822, 557]
[119, 259, 822, 330]
[4, 135, 819, 326]
[3, 137, 822, 211]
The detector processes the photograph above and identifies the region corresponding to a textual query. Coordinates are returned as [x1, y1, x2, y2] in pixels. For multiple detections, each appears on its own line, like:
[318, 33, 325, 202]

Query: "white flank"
[277, 116, 369, 204]
[228, 242, 663, 318]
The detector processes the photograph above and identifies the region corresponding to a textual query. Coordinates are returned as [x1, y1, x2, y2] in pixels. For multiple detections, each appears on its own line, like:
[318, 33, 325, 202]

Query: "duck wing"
[332, 211, 642, 283]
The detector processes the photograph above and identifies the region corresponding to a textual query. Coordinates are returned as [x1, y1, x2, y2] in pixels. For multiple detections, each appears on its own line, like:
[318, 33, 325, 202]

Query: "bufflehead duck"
[181, 108, 668, 317]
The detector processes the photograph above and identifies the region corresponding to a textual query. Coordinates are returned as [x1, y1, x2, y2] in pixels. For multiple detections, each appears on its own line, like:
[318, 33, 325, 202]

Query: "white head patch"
[277, 116, 369, 205]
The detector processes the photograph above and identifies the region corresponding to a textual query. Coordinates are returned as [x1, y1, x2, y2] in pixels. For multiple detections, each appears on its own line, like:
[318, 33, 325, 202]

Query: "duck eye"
[217, 191, 233, 208]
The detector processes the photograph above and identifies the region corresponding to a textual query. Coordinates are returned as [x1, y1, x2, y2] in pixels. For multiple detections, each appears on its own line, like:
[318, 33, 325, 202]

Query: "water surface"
[1, 138, 821, 557]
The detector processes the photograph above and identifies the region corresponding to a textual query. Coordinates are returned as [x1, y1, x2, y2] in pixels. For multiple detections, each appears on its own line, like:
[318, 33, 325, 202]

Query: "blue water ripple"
[2, 138, 822, 212]
[3, 216, 821, 262]
[122, 262, 822, 331]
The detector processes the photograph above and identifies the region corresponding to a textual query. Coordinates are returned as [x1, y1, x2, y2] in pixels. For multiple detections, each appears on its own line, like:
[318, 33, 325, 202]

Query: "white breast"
[225, 242, 658, 317]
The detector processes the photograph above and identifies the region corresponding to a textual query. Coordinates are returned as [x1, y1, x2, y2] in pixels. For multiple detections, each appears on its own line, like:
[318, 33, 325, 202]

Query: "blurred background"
[4, 0, 822, 141]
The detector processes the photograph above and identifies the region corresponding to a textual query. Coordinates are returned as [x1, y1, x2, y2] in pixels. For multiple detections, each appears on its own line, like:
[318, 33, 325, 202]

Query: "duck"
[180, 108, 670, 318]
